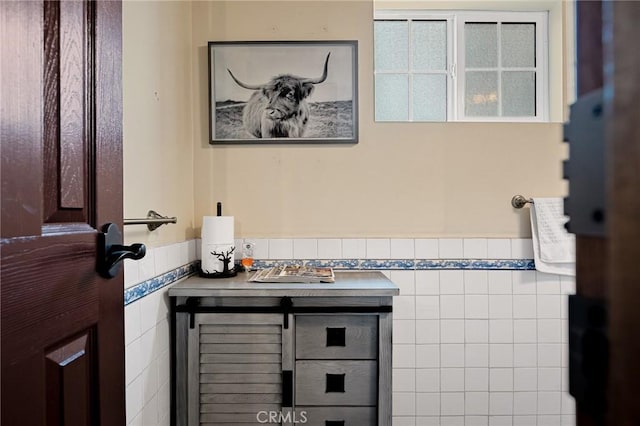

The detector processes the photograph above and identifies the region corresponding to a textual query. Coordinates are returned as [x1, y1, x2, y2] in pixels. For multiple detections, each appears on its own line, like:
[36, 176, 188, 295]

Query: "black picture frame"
[208, 40, 358, 144]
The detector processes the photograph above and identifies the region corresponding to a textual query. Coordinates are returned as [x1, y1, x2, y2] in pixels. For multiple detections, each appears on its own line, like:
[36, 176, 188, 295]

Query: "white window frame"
[374, 10, 549, 122]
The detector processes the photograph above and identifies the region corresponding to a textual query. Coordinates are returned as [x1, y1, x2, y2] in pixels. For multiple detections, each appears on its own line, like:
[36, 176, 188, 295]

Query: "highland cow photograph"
[208, 41, 358, 144]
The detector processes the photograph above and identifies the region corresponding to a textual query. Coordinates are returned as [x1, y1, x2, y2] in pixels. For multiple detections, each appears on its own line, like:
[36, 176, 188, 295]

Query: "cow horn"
[227, 69, 263, 90]
[302, 52, 331, 85]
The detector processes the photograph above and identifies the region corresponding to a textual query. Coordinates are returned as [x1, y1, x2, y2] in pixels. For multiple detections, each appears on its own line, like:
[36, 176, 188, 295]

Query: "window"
[374, 11, 548, 122]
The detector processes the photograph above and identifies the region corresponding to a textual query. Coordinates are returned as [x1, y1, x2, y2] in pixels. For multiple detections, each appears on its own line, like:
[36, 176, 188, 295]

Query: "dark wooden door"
[603, 2, 640, 425]
[574, 1, 640, 425]
[1, 1, 124, 425]
[573, 3, 607, 424]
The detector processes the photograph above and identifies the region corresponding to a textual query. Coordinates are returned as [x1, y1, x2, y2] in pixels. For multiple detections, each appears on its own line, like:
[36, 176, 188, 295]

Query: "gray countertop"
[168, 270, 399, 297]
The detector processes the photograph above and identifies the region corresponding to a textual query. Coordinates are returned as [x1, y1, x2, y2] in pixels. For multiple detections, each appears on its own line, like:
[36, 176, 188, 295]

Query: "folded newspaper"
[249, 266, 335, 283]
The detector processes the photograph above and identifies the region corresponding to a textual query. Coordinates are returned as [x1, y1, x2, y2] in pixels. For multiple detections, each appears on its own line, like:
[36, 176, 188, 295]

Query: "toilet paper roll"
[201, 216, 234, 244]
[201, 243, 236, 274]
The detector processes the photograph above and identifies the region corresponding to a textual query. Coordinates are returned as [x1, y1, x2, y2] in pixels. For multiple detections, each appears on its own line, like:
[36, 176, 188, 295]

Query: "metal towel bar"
[124, 210, 177, 231]
[511, 195, 534, 209]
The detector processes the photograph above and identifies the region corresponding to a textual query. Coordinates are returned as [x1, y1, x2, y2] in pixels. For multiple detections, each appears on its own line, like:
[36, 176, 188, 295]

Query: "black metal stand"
[198, 268, 238, 279]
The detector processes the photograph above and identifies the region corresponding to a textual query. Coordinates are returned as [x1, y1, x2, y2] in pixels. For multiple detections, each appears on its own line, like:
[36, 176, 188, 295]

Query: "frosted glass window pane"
[465, 23, 497, 68]
[412, 21, 447, 71]
[375, 74, 409, 121]
[465, 71, 498, 116]
[502, 71, 536, 116]
[413, 74, 447, 121]
[375, 21, 408, 71]
[502, 24, 536, 68]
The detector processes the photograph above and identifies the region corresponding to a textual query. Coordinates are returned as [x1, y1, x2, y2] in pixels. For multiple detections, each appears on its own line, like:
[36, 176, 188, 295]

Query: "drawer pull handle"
[326, 327, 346, 347]
[326, 421, 345, 426]
[325, 373, 345, 393]
[282, 370, 293, 407]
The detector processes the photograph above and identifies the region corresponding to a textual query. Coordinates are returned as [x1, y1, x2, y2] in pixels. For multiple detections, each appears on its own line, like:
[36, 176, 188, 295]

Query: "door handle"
[98, 223, 146, 278]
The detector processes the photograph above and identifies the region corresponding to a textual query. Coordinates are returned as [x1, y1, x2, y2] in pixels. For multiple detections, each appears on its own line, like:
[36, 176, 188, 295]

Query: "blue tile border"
[253, 259, 536, 271]
[415, 259, 536, 270]
[124, 258, 536, 305]
[124, 261, 199, 306]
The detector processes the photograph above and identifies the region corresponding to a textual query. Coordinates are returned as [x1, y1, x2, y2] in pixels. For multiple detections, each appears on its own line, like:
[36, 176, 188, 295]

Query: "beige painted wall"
[191, 0, 568, 238]
[119, 0, 569, 242]
[123, 0, 195, 246]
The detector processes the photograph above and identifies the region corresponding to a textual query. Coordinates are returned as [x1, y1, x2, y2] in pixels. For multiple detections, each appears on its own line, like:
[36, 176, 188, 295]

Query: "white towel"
[530, 197, 575, 276]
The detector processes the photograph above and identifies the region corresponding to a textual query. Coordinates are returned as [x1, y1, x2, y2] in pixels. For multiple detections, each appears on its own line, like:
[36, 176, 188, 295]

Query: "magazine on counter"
[249, 265, 335, 283]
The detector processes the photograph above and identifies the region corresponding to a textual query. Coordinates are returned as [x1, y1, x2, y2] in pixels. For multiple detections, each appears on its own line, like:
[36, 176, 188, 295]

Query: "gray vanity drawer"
[295, 315, 378, 360]
[297, 406, 377, 426]
[295, 360, 377, 406]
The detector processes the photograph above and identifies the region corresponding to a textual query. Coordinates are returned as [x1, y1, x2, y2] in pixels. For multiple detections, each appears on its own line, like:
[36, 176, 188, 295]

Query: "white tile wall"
[439, 239, 464, 258]
[293, 238, 317, 259]
[250, 238, 269, 260]
[317, 238, 342, 258]
[441, 270, 464, 294]
[124, 240, 197, 291]
[124, 240, 197, 426]
[306, 237, 572, 426]
[512, 239, 535, 259]
[391, 239, 415, 259]
[488, 239, 512, 259]
[267, 239, 293, 259]
[124, 238, 575, 426]
[125, 305, 171, 425]
[415, 239, 439, 258]
[465, 271, 489, 294]
[416, 270, 439, 294]
[464, 238, 488, 258]
[366, 238, 391, 259]
[342, 238, 366, 258]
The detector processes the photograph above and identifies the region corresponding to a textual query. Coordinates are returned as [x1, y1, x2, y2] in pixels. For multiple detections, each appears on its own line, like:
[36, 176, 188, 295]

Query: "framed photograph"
[208, 40, 358, 144]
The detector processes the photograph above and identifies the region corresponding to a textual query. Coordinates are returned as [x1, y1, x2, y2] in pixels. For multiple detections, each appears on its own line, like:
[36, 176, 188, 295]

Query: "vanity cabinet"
[169, 271, 398, 426]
